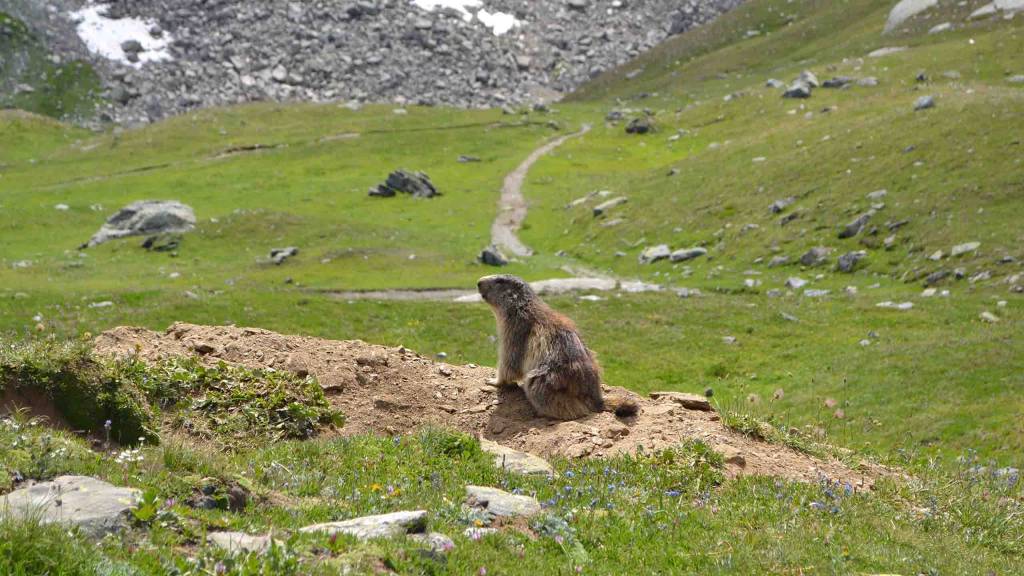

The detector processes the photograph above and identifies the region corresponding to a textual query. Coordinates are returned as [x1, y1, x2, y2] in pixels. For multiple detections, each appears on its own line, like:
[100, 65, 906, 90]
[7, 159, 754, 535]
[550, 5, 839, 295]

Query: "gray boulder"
[670, 247, 708, 262]
[837, 251, 867, 273]
[369, 170, 440, 198]
[85, 200, 196, 248]
[465, 486, 541, 518]
[0, 476, 141, 539]
[782, 82, 812, 99]
[300, 510, 427, 540]
[625, 117, 653, 134]
[914, 95, 936, 111]
[800, 247, 830, 267]
[770, 197, 796, 213]
[839, 211, 874, 239]
[479, 245, 509, 267]
[270, 247, 299, 265]
[639, 244, 671, 264]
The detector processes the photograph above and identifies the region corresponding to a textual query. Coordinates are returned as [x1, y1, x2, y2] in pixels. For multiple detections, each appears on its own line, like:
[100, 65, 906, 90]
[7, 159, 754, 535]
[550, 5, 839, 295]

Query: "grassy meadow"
[1, 0, 1022, 573]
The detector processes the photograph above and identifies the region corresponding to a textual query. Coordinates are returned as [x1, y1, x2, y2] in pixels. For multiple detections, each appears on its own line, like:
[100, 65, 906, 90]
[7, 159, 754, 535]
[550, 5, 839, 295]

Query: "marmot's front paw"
[486, 377, 518, 388]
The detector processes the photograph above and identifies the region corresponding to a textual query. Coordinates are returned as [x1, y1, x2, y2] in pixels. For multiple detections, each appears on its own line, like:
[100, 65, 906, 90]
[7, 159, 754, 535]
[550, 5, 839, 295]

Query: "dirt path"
[95, 323, 883, 489]
[491, 124, 592, 257]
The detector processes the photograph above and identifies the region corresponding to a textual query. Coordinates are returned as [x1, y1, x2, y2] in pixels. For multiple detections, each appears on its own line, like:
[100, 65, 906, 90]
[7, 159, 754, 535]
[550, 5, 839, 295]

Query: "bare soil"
[491, 125, 591, 258]
[94, 323, 881, 489]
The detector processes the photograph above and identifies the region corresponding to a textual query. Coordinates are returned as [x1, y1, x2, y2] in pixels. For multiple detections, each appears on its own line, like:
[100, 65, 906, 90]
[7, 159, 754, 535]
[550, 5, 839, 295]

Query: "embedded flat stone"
[0, 476, 141, 539]
[208, 532, 280, 554]
[649, 392, 713, 412]
[299, 510, 427, 540]
[465, 486, 541, 518]
[480, 438, 553, 476]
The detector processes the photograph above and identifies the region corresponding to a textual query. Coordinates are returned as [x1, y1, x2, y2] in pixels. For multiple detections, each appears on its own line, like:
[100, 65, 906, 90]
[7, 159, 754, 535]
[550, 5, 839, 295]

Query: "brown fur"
[477, 274, 638, 420]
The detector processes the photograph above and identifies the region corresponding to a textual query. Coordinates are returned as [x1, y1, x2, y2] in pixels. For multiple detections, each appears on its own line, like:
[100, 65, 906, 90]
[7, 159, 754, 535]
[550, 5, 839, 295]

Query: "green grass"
[1, 414, 1021, 575]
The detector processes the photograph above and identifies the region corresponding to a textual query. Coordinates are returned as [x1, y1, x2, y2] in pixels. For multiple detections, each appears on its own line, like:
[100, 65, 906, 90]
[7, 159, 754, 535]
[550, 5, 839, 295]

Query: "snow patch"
[70, 3, 172, 67]
[411, 0, 520, 35]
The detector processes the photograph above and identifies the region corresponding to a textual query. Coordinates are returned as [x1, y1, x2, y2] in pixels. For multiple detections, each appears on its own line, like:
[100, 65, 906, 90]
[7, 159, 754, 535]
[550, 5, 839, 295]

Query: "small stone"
[980, 311, 1000, 323]
[914, 95, 936, 111]
[786, 277, 808, 289]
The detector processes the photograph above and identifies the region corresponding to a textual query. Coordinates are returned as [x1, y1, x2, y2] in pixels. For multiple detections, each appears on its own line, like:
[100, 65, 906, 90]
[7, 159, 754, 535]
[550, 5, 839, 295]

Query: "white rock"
[785, 277, 808, 289]
[980, 311, 1000, 323]
[300, 511, 427, 540]
[951, 242, 980, 257]
[884, 0, 938, 34]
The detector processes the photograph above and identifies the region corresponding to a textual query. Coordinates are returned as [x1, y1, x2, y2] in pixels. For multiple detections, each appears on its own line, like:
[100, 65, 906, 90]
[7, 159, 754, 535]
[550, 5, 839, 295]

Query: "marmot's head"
[477, 275, 535, 310]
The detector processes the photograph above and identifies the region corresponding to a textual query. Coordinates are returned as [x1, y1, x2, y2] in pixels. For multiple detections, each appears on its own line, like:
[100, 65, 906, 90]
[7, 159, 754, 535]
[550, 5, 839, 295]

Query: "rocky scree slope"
[8, 0, 741, 124]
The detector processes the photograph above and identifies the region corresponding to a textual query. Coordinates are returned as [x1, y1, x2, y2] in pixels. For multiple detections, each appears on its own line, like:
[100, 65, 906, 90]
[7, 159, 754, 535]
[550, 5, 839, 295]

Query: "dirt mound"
[94, 323, 879, 488]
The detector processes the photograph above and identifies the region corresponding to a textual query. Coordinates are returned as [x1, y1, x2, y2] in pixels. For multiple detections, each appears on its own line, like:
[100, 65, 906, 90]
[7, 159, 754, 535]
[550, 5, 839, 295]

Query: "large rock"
[836, 251, 867, 273]
[839, 211, 874, 239]
[85, 200, 196, 248]
[369, 170, 440, 198]
[480, 439, 553, 476]
[884, 0, 938, 34]
[300, 510, 427, 540]
[670, 247, 708, 262]
[0, 476, 141, 538]
[479, 245, 509, 267]
[625, 117, 653, 134]
[639, 244, 671, 264]
[465, 486, 541, 518]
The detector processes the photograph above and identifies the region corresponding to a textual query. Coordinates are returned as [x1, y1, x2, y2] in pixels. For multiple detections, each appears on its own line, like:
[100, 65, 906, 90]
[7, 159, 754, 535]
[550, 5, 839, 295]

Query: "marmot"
[477, 274, 638, 420]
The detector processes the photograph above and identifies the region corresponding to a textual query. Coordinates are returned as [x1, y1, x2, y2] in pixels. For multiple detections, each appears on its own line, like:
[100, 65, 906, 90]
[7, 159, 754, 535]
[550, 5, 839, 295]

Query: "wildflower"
[478, 567, 487, 576]
[665, 490, 681, 498]
[564, 470, 575, 479]
[809, 501, 826, 511]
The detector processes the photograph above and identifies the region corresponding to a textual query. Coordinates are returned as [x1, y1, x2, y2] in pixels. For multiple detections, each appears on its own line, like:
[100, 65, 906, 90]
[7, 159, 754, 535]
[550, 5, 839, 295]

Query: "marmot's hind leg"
[523, 363, 600, 420]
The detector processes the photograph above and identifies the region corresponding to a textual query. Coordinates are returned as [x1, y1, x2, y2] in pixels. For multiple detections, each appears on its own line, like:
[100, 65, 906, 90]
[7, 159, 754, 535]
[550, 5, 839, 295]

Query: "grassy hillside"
[1, 0, 1022, 573]
[0, 11, 101, 121]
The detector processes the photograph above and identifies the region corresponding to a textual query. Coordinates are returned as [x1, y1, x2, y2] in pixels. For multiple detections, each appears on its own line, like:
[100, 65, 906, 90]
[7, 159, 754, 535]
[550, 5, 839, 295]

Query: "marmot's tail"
[602, 394, 640, 417]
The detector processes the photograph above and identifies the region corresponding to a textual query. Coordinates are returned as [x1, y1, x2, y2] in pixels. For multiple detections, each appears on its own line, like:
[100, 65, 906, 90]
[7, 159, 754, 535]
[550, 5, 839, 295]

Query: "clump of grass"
[0, 338, 157, 445]
[113, 356, 345, 449]
[0, 339, 343, 450]
[0, 514, 112, 576]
